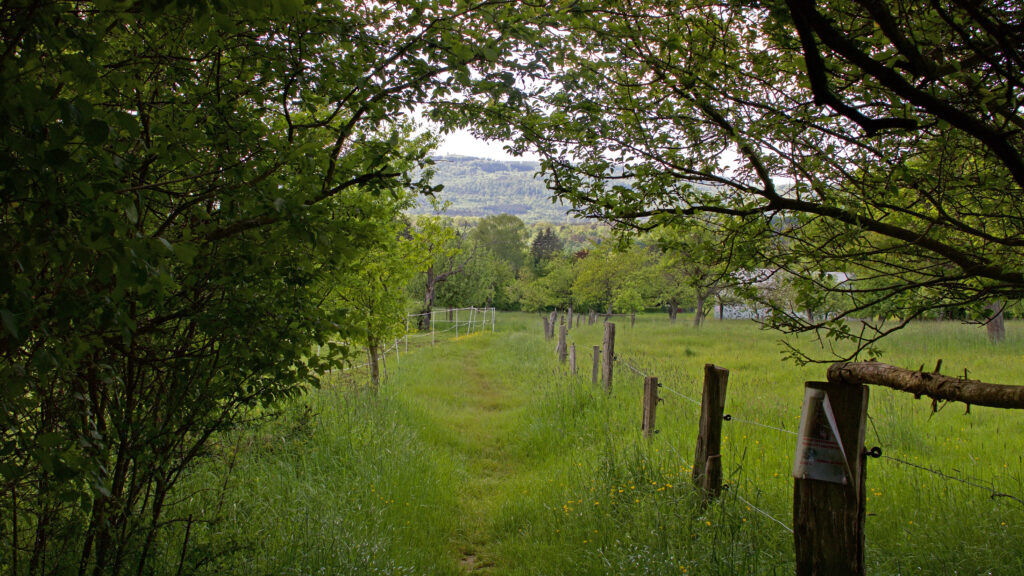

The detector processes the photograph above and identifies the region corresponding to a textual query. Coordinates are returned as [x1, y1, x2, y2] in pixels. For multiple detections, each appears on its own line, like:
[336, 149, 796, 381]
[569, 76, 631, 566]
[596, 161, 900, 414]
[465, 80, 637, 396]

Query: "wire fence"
[319, 307, 498, 385]
[613, 351, 795, 535]
[600, 340, 1024, 538]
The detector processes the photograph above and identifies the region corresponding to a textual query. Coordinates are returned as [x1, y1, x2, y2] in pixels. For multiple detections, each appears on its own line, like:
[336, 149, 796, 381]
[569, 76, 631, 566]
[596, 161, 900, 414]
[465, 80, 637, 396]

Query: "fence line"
[658, 383, 702, 408]
[732, 489, 794, 534]
[878, 453, 1024, 507]
[618, 352, 794, 537]
[725, 416, 798, 437]
[573, 334, 1024, 547]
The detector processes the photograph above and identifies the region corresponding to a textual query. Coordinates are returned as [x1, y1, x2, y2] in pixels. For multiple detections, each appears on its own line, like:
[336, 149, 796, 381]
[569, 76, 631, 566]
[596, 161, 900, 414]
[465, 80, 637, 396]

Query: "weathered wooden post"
[492, 307, 496, 332]
[592, 346, 600, 386]
[693, 364, 729, 501]
[793, 379, 869, 576]
[543, 316, 551, 340]
[431, 311, 435, 346]
[631, 312, 636, 327]
[557, 324, 568, 364]
[569, 343, 577, 375]
[455, 308, 459, 338]
[568, 305, 574, 329]
[601, 322, 615, 393]
[642, 376, 660, 438]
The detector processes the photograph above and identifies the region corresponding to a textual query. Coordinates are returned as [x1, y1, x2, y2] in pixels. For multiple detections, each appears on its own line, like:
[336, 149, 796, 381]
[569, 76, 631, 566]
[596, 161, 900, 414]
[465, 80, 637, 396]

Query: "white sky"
[432, 127, 540, 162]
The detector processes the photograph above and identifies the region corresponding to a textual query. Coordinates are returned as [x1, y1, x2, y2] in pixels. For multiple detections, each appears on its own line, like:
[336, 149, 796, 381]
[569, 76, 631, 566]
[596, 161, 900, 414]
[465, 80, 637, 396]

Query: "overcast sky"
[432, 128, 540, 162]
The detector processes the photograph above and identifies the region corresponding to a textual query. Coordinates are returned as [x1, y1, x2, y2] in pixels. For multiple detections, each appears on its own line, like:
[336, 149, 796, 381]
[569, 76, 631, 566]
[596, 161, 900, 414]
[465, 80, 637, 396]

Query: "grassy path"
[391, 330, 567, 573]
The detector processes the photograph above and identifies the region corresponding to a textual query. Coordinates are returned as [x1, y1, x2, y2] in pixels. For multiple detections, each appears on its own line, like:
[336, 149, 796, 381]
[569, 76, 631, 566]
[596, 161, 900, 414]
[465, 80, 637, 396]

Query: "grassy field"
[164, 313, 1024, 575]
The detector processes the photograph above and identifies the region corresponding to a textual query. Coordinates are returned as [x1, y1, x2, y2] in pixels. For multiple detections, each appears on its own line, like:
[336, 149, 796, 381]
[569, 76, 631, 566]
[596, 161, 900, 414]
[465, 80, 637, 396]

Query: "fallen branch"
[827, 361, 1024, 410]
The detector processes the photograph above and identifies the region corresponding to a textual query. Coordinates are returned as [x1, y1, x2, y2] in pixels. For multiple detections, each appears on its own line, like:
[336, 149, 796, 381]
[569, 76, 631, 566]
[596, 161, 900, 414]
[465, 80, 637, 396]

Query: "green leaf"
[0, 309, 17, 338]
[83, 119, 109, 145]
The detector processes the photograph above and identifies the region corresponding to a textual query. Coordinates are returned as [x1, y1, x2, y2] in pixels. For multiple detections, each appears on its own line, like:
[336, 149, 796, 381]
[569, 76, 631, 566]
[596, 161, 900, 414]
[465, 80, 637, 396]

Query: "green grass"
[165, 313, 1024, 575]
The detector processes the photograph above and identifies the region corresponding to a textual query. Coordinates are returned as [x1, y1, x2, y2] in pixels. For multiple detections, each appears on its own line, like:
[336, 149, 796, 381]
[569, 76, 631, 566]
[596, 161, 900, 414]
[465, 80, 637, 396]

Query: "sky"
[432, 127, 540, 162]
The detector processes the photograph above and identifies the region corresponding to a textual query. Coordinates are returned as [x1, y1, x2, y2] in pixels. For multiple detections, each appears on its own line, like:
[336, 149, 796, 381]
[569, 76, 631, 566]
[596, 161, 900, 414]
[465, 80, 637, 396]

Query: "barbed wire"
[725, 416, 798, 437]
[620, 358, 648, 378]
[731, 489, 794, 534]
[658, 384, 702, 408]
[878, 454, 1024, 507]
[662, 436, 691, 469]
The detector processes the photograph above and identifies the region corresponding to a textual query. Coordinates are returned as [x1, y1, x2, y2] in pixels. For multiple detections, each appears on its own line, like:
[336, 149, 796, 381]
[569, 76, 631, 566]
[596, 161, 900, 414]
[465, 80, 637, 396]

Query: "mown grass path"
[390, 330, 569, 573]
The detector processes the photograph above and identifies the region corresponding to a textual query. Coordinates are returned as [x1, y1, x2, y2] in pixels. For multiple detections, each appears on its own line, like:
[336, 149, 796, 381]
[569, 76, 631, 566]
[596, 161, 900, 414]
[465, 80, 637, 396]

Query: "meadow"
[162, 313, 1024, 575]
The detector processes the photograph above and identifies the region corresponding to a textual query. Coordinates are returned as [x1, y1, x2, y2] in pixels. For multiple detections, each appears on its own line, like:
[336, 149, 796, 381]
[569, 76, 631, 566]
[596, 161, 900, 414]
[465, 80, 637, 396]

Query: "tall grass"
[163, 313, 1024, 575]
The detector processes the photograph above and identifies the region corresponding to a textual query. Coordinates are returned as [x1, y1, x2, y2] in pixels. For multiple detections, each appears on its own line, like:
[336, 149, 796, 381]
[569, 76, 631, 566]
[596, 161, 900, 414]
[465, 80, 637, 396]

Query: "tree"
[434, 242, 507, 309]
[465, 0, 1024, 359]
[530, 227, 565, 267]
[330, 198, 428, 387]
[468, 213, 530, 275]
[657, 218, 762, 327]
[0, 1, 513, 573]
[410, 216, 471, 328]
[514, 256, 577, 311]
[572, 244, 657, 314]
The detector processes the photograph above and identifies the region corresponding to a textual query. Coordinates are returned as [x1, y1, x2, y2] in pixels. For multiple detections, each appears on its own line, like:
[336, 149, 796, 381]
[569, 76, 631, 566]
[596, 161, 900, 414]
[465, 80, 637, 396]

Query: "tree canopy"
[460, 0, 1024, 359]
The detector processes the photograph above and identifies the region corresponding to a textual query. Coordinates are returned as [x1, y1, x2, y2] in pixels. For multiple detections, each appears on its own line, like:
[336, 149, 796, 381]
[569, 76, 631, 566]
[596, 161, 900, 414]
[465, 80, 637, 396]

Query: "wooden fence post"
[693, 364, 729, 501]
[569, 343, 577, 375]
[568, 305, 574, 329]
[455, 308, 459, 338]
[793, 380, 869, 576]
[557, 324, 567, 364]
[601, 322, 615, 393]
[543, 316, 551, 340]
[592, 346, 600, 386]
[642, 376, 660, 438]
[631, 312, 636, 327]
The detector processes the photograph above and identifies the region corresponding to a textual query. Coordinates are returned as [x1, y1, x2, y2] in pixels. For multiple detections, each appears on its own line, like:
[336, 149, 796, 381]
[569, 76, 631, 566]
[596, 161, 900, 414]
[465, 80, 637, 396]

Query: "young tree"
[330, 196, 428, 387]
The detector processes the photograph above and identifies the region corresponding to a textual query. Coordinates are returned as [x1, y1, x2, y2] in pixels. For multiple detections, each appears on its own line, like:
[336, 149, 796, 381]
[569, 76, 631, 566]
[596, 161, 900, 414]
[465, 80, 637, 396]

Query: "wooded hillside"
[411, 155, 574, 222]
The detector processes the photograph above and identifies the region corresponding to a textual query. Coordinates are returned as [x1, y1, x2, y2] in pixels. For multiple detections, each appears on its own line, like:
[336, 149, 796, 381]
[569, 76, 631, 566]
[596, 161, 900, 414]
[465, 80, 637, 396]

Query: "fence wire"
[725, 416, 798, 437]
[877, 453, 1024, 507]
[731, 489, 794, 534]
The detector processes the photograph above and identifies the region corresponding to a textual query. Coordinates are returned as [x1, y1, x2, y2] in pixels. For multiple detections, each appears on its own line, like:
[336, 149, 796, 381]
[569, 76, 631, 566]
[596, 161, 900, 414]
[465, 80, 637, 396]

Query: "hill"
[410, 155, 577, 223]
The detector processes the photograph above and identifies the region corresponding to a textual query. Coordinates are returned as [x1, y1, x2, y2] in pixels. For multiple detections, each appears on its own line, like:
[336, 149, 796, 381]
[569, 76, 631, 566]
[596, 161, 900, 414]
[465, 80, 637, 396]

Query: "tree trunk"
[694, 294, 706, 327]
[368, 343, 380, 387]
[987, 302, 1006, 343]
[668, 299, 678, 322]
[420, 266, 437, 330]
